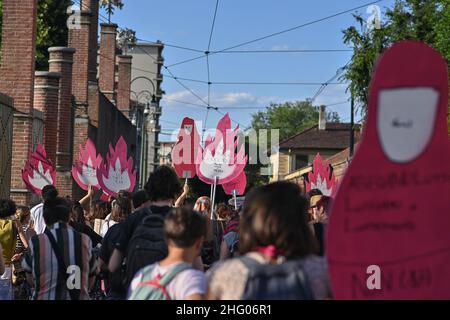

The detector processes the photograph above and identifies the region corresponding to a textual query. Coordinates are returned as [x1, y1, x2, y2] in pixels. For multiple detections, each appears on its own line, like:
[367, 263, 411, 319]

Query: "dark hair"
[118, 190, 132, 200]
[16, 206, 31, 224]
[216, 203, 233, 220]
[239, 181, 318, 258]
[316, 196, 333, 213]
[43, 197, 71, 225]
[164, 207, 207, 248]
[71, 201, 85, 224]
[111, 196, 132, 222]
[144, 166, 182, 202]
[132, 190, 150, 209]
[308, 189, 323, 198]
[90, 200, 108, 220]
[0, 199, 17, 219]
[42, 185, 58, 202]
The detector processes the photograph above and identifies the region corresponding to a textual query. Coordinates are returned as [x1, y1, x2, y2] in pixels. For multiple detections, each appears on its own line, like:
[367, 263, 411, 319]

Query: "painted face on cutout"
[326, 41, 450, 299]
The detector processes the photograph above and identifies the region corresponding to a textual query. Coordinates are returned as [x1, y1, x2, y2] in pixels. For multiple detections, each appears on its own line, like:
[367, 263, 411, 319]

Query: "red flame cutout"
[196, 113, 247, 185]
[305, 153, 337, 196]
[22, 144, 56, 195]
[72, 138, 103, 191]
[97, 136, 136, 196]
[171, 117, 201, 178]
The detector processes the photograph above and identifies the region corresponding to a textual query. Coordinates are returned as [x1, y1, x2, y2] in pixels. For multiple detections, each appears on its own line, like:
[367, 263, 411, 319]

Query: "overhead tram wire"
[166, 0, 383, 68]
[203, 0, 220, 143]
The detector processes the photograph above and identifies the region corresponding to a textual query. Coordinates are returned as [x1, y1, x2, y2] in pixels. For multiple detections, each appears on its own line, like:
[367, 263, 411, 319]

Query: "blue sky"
[103, 0, 395, 141]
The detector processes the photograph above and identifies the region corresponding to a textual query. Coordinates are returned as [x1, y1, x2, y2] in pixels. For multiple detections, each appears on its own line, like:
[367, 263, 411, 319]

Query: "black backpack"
[124, 214, 168, 288]
[240, 256, 314, 300]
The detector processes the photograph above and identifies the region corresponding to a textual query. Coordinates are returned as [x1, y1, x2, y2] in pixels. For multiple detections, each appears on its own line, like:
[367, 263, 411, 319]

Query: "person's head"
[118, 190, 132, 200]
[216, 203, 233, 220]
[308, 189, 323, 198]
[43, 197, 71, 226]
[132, 190, 150, 210]
[144, 166, 182, 203]
[42, 185, 58, 202]
[71, 201, 85, 224]
[314, 196, 333, 223]
[309, 195, 323, 221]
[111, 196, 132, 222]
[88, 200, 108, 221]
[164, 207, 207, 257]
[0, 199, 16, 219]
[194, 196, 211, 213]
[239, 181, 318, 259]
[16, 206, 31, 225]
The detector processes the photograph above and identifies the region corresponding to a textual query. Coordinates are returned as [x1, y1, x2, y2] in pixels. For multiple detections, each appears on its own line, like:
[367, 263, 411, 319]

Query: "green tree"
[0, 0, 72, 70]
[246, 100, 340, 188]
[342, 0, 450, 117]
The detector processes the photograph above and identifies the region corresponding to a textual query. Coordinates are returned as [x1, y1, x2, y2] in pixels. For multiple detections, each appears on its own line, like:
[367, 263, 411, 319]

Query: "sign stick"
[232, 189, 237, 211]
[210, 176, 218, 220]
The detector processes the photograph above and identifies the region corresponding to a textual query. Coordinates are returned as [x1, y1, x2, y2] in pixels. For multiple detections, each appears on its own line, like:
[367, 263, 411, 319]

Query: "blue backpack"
[240, 256, 314, 300]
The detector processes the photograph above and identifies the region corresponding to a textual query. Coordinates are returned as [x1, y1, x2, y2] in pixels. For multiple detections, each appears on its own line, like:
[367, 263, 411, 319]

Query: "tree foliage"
[0, 0, 72, 70]
[246, 100, 340, 188]
[342, 0, 450, 118]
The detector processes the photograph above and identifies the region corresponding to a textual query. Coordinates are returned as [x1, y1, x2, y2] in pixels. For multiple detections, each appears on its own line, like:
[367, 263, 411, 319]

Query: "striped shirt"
[22, 222, 96, 300]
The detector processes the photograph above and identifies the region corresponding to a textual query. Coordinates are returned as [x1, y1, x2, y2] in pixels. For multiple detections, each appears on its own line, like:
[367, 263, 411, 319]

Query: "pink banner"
[72, 138, 102, 191]
[22, 144, 56, 195]
[171, 117, 201, 179]
[97, 136, 136, 196]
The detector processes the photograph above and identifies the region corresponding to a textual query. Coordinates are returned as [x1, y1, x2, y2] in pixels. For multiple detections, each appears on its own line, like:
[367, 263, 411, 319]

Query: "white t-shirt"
[30, 203, 46, 235]
[129, 262, 206, 300]
[100, 213, 117, 237]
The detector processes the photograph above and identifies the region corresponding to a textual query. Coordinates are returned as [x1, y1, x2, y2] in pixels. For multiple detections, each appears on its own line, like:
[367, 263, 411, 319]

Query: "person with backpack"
[108, 166, 183, 290]
[128, 207, 207, 300]
[206, 181, 332, 300]
[22, 197, 97, 300]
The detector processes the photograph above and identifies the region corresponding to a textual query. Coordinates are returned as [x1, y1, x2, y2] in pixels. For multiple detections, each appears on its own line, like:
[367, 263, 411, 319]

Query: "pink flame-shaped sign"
[97, 136, 136, 196]
[22, 144, 56, 195]
[222, 171, 247, 195]
[196, 113, 248, 185]
[72, 138, 103, 191]
[305, 153, 337, 196]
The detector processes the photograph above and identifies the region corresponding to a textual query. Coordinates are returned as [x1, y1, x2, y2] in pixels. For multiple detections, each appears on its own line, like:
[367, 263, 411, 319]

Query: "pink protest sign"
[72, 138, 102, 191]
[22, 144, 56, 195]
[327, 41, 450, 299]
[97, 136, 136, 196]
[306, 153, 337, 196]
[222, 171, 247, 195]
[171, 117, 201, 179]
[196, 113, 247, 185]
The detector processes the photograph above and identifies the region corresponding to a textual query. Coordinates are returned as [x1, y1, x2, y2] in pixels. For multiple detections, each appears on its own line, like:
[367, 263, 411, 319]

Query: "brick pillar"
[69, 9, 91, 199]
[33, 72, 61, 164]
[99, 23, 118, 102]
[48, 47, 76, 197]
[81, 0, 99, 83]
[0, 0, 38, 204]
[117, 55, 133, 118]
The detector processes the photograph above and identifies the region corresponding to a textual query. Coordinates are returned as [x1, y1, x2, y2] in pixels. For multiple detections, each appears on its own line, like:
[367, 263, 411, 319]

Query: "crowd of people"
[0, 165, 333, 300]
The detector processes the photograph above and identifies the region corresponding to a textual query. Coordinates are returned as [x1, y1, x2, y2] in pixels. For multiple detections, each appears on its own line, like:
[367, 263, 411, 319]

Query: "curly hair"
[0, 199, 17, 219]
[144, 166, 182, 202]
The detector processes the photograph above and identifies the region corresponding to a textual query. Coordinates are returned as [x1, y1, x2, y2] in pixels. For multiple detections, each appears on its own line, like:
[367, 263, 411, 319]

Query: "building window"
[294, 154, 308, 171]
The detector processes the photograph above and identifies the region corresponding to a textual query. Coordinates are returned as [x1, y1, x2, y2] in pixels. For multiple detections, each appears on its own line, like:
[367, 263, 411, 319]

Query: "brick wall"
[0, 0, 38, 204]
[117, 55, 133, 119]
[99, 23, 118, 102]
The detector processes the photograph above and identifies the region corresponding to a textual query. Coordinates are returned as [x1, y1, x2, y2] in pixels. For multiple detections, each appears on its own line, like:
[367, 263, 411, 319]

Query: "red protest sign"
[171, 117, 201, 179]
[327, 41, 450, 299]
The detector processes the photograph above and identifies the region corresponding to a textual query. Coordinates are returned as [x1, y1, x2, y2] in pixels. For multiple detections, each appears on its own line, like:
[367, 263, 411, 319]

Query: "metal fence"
[0, 93, 14, 198]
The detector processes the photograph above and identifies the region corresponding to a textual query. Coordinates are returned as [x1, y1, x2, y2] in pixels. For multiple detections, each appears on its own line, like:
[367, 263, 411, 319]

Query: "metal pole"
[350, 94, 355, 157]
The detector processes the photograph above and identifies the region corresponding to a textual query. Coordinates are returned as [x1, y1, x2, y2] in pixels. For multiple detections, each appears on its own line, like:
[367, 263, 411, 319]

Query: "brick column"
[48, 47, 76, 197]
[117, 55, 133, 118]
[99, 23, 118, 102]
[33, 72, 61, 164]
[81, 0, 99, 83]
[0, 0, 38, 204]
